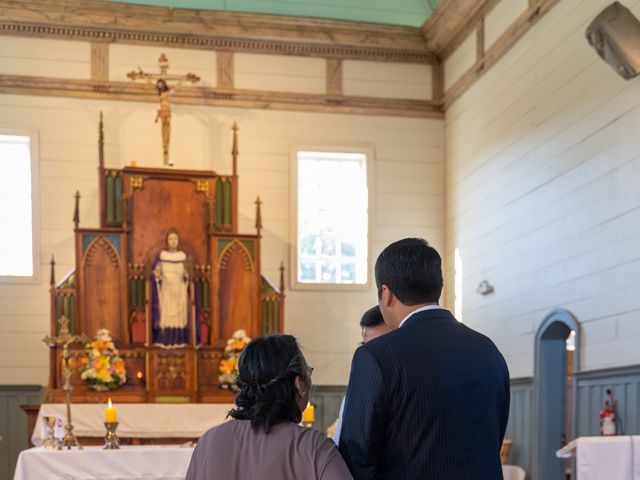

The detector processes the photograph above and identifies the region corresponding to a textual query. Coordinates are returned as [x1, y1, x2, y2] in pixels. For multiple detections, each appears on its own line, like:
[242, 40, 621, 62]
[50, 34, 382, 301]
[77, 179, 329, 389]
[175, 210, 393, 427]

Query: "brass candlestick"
[104, 422, 120, 449]
[43, 315, 87, 450]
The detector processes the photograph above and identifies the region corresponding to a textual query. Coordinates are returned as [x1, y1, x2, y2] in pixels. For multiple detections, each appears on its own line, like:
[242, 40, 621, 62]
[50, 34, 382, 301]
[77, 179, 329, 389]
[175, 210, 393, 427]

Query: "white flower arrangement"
[79, 329, 127, 391]
[218, 329, 251, 390]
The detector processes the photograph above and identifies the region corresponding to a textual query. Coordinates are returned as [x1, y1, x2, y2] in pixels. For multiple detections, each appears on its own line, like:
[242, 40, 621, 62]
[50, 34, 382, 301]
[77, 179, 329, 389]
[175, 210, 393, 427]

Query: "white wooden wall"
[0, 36, 443, 385]
[445, 0, 640, 377]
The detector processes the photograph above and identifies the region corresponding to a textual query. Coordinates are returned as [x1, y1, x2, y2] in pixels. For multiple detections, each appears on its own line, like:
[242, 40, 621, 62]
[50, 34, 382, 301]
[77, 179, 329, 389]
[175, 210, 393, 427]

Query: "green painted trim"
[217, 239, 231, 255]
[106, 175, 114, 222]
[114, 174, 123, 222]
[240, 240, 254, 258]
[82, 235, 96, 254]
[222, 180, 231, 226]
[215, 178, 224, 226]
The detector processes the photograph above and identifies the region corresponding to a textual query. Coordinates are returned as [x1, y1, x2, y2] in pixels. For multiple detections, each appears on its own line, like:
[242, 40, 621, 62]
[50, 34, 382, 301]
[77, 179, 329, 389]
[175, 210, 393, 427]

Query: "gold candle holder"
[104, 422, 120, 449]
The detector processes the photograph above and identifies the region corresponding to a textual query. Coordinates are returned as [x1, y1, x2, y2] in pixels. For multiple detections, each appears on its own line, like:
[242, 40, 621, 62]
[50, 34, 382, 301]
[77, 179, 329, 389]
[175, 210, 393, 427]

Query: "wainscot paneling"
[0, 385, 44, 480]
[310, 385, 347, 436]
[505, 377, 533, 478]
[575, 364, 640, 438]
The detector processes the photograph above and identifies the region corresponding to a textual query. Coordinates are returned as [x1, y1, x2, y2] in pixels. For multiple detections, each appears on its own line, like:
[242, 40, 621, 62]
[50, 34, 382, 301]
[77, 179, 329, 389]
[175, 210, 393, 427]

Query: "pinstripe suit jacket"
[338, 308, 510, 480]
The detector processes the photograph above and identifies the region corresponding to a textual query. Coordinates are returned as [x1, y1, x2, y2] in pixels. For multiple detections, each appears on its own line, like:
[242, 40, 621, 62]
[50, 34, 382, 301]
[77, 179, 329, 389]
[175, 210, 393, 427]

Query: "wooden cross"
[127, 54, 201, 166]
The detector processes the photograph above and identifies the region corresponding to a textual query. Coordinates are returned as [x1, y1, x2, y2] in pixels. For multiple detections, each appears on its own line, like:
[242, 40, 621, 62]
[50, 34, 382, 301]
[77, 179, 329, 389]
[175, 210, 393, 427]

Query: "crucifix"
[127, 54, 200, 166]
[42, 316, 87, 449]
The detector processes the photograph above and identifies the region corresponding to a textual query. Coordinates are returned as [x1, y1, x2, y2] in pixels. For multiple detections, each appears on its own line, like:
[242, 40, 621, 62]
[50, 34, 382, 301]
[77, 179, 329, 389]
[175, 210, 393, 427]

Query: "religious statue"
[599, 388, 624, 436]
[151, 229, 200, 347]
[127, 54, 200, 166]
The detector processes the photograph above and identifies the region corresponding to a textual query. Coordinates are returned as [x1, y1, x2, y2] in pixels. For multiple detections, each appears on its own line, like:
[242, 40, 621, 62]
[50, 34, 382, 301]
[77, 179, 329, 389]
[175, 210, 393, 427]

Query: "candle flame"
[136, 371, 143, 379]
[306, 401, 311, 409]
[108, 398, 112, 408]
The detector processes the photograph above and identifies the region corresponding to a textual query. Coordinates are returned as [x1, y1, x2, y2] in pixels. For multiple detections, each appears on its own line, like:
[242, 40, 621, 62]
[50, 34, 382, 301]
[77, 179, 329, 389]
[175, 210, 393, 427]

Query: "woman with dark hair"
[186, 334, 352, 479]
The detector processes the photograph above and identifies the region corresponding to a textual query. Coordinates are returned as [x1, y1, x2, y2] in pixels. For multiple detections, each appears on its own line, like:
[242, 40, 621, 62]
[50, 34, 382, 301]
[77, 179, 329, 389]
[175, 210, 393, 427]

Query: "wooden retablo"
[46, 117, 285, 404]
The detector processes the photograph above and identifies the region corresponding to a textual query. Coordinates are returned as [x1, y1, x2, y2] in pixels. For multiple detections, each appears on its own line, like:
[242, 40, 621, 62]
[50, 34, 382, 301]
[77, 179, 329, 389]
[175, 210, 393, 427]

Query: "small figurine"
[599, 389, 623, 436]
[599, 399, 616, 436]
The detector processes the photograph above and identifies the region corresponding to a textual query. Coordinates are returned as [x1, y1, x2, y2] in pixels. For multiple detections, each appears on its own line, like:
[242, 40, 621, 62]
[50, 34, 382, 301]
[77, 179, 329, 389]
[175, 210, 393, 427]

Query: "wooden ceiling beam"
[0, 74, 444, 119]
[0, 0, 434, 64]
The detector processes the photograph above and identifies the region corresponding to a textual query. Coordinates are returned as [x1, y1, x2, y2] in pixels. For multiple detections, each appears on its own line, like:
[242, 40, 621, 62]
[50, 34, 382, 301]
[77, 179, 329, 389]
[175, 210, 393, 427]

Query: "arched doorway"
[533, 309, 580, 480]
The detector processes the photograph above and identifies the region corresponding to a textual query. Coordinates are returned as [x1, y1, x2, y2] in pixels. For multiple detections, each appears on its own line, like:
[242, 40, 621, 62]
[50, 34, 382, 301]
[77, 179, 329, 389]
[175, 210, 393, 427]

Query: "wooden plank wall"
[444, 0, 640, 378]
[0, 34, 445, 387]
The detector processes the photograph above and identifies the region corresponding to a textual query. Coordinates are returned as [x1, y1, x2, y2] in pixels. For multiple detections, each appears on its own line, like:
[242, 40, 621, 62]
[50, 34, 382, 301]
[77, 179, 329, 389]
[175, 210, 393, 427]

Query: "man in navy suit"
[338, 238, 510, 480]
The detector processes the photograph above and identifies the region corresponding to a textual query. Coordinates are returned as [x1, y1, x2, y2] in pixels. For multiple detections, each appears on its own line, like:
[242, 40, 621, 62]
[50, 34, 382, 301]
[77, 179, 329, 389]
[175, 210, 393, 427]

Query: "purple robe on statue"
[151, 250, 201, 347]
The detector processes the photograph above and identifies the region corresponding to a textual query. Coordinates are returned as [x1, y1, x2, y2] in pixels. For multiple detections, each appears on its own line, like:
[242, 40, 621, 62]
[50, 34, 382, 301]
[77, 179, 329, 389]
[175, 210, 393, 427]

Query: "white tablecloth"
[32, 403, 234, 446]
[556, 436, 640, 480]
[502, 464, 526, 480]
[14, 445, 194, 480]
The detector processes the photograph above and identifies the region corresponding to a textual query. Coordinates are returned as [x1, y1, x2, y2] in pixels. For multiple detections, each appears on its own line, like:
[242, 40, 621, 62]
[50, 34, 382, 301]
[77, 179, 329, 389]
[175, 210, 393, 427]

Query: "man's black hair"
[360, 305, 385, 328]
[374, 237, 443, 305]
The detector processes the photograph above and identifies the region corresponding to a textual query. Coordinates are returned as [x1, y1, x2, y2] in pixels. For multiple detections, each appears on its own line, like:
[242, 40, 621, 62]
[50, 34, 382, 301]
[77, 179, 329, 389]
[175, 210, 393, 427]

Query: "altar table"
[32, 403, 234, 446]
[14, 445, 194, 480]
[556, 435, 640, 480]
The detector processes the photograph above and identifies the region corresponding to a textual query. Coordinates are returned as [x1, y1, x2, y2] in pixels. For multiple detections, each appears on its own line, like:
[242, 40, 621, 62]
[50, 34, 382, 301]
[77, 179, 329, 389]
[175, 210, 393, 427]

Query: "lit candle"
[105, 398, 117, 423]
[302, 402, 315, 424]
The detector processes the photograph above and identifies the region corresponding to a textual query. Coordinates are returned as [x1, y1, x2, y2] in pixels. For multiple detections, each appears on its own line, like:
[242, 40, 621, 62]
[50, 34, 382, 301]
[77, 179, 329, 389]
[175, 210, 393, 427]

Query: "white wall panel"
[343, 60, 432, 100]
[484, 0, 528, 49]
[0, 36, 90, 79]
[444, 32, 476, 91]
[445, 0, 640, 377]
[235, 53, 325, 94]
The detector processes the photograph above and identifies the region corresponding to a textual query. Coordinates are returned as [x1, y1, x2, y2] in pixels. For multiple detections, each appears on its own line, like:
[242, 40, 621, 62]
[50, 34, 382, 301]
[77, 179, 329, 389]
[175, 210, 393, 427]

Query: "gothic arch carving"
[83, 236, 120, 268]
[218, 239, 253, 272]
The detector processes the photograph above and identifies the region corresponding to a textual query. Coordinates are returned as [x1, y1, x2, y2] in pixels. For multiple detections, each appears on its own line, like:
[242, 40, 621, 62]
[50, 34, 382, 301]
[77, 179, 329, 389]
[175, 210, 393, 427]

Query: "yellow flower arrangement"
[80, 329, 127, 391]
[218, 329, 251, 390]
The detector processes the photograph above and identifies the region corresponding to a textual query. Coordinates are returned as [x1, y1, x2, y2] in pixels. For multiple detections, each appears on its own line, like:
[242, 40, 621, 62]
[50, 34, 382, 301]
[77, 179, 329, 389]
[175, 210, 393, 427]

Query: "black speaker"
[586, 1, 640, 79]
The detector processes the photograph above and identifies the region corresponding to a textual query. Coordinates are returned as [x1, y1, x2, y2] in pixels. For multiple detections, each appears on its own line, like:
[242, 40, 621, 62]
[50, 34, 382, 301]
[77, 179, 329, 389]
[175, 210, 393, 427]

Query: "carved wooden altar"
[45, 118, 285, 404]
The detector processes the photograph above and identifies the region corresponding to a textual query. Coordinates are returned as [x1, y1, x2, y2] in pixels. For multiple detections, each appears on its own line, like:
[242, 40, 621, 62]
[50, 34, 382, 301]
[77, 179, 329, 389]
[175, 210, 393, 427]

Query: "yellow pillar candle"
[302, 402, 315, 424]
[105, 398, 117, 423]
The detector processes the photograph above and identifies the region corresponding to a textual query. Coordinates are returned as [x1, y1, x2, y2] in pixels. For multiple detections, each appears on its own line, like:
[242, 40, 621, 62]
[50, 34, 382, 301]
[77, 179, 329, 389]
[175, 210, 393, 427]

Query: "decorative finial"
[279, 261, 285, 293]
[50, 255, 56, 287]
[232, 122, 239, 177]
[255, 196, 262, 236]
[73, 191, 80, 229]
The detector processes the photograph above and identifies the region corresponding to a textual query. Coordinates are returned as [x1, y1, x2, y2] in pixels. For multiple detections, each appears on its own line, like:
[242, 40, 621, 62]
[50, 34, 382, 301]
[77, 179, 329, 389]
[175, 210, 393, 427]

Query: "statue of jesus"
[127, 54, 200, 166]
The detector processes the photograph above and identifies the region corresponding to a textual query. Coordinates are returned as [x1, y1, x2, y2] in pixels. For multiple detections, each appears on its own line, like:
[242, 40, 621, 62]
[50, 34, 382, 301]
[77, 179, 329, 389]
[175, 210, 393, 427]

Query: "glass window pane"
[300, 235, 317, 256]
[0, 135, 33, 277]
[320, 263, 336, 283]
[299, 263, 317, 282]
[341, 263, 356, 284]
[296, 150, 368, 285]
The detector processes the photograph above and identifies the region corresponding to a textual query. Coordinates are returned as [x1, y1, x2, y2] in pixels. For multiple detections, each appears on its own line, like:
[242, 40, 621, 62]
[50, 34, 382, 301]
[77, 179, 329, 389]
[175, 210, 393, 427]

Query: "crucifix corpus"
[127, 54, 200, 166]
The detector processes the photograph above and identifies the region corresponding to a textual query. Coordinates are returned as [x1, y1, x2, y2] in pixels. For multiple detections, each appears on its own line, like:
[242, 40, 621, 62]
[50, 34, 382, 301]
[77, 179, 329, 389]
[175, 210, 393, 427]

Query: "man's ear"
[380, 284, 395, 308]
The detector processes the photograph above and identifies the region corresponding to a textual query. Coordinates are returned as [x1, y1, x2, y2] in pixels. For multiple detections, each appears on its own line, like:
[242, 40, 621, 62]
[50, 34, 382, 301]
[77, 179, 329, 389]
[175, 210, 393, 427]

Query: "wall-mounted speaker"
[586, 2, 640, 79]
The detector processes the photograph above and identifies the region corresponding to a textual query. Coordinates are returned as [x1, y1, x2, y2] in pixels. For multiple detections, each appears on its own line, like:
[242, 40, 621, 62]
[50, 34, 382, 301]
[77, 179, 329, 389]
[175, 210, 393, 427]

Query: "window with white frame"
[0, 134, 36, 278]
[294, 150, 369, 286]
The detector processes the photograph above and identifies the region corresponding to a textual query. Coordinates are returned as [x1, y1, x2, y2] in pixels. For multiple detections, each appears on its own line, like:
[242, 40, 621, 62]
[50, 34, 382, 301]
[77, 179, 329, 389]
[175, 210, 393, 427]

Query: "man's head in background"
[360, 305, 391, 343]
